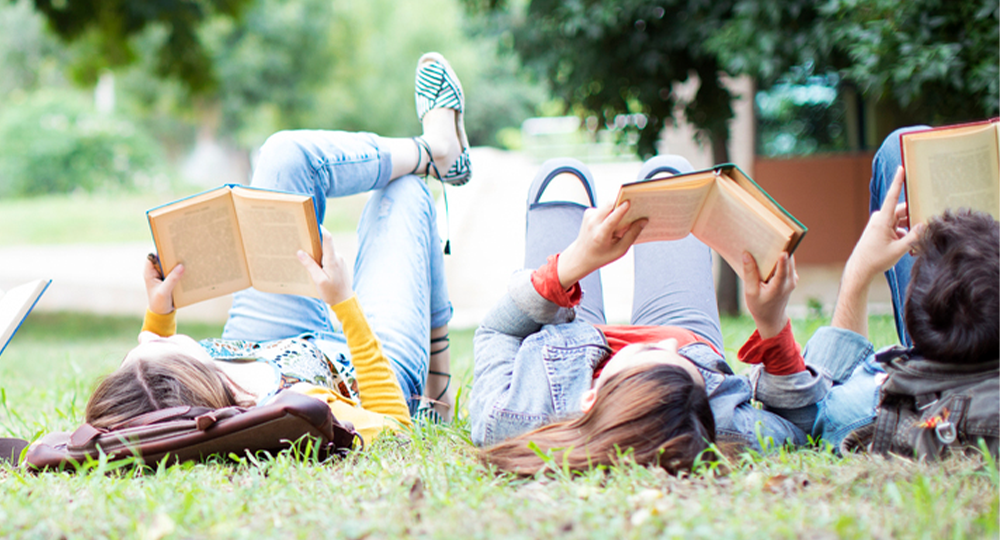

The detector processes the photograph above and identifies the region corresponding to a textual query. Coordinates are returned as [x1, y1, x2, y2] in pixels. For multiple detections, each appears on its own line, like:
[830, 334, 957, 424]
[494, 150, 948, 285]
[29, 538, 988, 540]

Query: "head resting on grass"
[86, 350, 251, 429]
[479, 363, 716, 476]
[905, 209, 1000, 364]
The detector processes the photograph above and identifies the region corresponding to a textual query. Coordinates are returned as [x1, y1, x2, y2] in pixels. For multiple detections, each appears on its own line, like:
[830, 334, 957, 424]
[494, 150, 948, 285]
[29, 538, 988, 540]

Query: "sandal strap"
[426, 370, 451, 402]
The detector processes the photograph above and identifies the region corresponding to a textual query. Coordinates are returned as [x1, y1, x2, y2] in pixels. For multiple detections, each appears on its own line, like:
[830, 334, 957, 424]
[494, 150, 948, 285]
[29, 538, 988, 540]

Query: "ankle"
[421, 108, 459, 161]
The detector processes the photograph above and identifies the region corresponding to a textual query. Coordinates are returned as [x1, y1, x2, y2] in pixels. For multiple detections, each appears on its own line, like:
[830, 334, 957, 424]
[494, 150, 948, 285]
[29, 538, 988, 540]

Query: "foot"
[414, 53, 471, 186]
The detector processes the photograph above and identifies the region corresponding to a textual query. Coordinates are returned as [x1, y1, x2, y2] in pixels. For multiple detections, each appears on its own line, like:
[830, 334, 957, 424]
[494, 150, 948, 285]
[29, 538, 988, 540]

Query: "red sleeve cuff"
[737, 321, 805, 376]
[530, 254, 582, 309]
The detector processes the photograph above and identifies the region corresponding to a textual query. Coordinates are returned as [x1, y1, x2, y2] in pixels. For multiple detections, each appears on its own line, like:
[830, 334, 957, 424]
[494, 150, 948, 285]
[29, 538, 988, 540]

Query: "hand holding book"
[556, 201, 648, 289]
[614, 165, 807, 280]
[297, 229, 355, 306]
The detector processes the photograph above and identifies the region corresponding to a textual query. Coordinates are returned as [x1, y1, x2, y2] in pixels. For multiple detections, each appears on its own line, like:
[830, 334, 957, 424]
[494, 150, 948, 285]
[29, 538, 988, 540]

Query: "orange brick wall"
[754, 152, 876, 264]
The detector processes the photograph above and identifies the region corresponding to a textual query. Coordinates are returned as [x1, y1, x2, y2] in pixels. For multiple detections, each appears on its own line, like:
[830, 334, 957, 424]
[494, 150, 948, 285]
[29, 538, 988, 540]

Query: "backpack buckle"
[935, 421, 957, 444]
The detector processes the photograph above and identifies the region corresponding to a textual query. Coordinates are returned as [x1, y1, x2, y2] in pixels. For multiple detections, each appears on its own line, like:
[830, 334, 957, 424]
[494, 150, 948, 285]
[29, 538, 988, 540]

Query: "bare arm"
[832, 167, 924, 337]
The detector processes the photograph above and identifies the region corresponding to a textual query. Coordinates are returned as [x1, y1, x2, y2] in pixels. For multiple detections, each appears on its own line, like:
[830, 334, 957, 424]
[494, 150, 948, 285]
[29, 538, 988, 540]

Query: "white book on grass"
[0, 279, 51, 356]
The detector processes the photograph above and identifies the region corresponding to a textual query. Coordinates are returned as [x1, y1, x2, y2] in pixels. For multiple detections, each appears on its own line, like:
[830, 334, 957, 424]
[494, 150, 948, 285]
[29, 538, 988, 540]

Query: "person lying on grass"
[470, 156, 817, 476]
[741, 129, 999, 455]
[85, 52, 471, 444]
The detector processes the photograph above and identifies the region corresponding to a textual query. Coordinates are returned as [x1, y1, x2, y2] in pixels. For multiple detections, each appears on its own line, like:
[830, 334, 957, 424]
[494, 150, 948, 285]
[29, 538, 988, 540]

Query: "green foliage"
[31, 0, 250, 92]
[755, 69, 850, 157]
[0, 89, 166, 196]
[200, 0, 336, 147]
[709, 0, 1000, 123]
[474, 0, 738, 158]
[0, 0, 68, 99]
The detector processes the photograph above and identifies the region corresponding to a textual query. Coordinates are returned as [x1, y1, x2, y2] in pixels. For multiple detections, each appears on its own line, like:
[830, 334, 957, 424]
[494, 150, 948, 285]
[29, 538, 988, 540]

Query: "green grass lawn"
[0, 192, 367, 245]
[0, 312, 995, 538]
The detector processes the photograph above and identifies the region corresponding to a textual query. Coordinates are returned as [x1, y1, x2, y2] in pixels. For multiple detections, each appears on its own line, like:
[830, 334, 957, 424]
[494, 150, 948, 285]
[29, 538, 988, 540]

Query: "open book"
[148, 185, 322, 308]
[901, 119, 1000, 225]
[615, 164, 807, 279]
[0, 279, 51, 356]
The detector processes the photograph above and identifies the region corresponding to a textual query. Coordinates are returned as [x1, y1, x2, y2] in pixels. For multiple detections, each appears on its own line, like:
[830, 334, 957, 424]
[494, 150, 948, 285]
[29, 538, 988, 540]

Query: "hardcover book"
[615, 164, 807, 279]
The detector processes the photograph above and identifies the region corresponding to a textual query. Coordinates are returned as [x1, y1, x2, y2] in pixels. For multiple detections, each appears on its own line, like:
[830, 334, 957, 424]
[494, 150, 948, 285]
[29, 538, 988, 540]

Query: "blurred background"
[0, 0, 996, 325]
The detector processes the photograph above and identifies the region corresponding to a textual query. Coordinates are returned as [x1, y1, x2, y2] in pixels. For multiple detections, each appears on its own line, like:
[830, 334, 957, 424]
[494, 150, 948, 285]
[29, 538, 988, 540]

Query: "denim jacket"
[469, 270, 809, 451]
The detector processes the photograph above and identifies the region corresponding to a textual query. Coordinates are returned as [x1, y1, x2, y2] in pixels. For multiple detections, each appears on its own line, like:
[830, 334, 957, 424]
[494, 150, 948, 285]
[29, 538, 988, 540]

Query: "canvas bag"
[13, 391, 360, 471]
[842, 346, 999, 460]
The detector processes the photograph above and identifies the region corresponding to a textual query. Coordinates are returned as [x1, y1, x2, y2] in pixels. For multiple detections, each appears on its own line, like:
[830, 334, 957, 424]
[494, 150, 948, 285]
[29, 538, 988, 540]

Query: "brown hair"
[85, 355, 253, 429]
[905, 209, 1000, 364]
[479, 364, 716, 476]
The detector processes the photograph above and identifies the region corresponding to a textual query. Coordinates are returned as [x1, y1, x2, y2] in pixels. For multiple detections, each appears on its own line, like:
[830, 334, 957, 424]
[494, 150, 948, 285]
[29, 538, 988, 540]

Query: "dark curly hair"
[905, 209, 1000, 364]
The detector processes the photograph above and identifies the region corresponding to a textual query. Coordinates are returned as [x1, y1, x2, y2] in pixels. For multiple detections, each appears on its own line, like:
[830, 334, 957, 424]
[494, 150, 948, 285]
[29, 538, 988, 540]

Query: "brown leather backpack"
[2, 391, 360, 471]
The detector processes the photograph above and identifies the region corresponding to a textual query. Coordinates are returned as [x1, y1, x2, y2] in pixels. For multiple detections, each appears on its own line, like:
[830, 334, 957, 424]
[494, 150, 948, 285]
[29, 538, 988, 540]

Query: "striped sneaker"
[414, 53, 471, 186]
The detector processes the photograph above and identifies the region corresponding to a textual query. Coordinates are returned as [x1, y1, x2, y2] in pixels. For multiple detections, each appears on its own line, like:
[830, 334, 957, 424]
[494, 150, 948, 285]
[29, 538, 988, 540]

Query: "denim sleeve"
[748, 326, 875, 435]
[802, 326, 875, 383]
[468, 271, 576, 446]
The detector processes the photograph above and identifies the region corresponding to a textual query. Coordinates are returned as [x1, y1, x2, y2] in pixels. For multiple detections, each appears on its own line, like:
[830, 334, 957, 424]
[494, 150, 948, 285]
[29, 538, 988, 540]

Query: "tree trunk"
[710, 131, 741, 317]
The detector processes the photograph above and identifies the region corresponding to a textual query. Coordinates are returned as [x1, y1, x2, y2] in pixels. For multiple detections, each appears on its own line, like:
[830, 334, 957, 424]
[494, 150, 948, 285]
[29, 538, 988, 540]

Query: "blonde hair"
[86, 355, 253, 429]
[480, 364, 716, 476]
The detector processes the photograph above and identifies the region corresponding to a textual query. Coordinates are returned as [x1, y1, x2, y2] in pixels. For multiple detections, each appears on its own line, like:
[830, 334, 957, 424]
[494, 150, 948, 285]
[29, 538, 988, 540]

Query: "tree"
[30, 0, 250, 92]
[467, 0, 745, 315]
[709, 0, 999, 132]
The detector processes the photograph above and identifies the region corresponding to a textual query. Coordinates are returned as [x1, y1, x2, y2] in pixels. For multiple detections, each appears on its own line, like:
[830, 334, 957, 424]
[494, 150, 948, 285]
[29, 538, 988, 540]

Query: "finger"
[880, 166, 905, 214]
[319, 229, 336, 266]
[788, 255, 799, 286]
[742, 252, 760, 295]
[161, 264, 184, 290]
[604, 200, 633, 231]
[143, 258, 160, 281]
[770, 252, 789, 287]
[592, 201, 615, 221]
[297, 249, 326, 282]
[617, 218, 648, 247]
[898, 223, 925, 250]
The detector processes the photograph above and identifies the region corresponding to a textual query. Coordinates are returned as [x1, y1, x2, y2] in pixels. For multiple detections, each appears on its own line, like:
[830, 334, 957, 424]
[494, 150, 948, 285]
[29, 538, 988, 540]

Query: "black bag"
[3, 391, 360, 471]
[842, 346, 999, 460]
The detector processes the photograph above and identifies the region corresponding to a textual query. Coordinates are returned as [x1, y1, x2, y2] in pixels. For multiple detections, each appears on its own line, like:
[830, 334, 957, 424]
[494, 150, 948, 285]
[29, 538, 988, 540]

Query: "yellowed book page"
[149, 188, 250, 307]
[692, 175, 795, 280]
[232, 187, 321, 298]
[615, 174, 715, 243]
[904, 124, 1000, 224]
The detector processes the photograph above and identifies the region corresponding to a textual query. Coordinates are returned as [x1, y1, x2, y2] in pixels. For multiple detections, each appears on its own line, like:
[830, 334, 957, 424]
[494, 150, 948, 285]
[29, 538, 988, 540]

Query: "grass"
[0, 312, 996, 539]
[0, 191, 368, 245]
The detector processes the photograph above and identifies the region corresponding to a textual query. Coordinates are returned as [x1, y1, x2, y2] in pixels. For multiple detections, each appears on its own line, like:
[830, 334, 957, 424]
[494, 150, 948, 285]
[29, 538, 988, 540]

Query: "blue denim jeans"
[221, 130, 452, 413]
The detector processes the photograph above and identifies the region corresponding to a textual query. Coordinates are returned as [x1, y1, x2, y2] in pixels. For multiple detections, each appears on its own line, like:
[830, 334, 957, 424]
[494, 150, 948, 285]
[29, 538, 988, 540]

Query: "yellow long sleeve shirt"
[141, 296, 411, 444]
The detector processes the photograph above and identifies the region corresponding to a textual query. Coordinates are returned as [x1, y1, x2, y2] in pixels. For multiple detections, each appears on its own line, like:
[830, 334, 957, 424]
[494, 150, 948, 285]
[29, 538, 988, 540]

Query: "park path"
[0, 147, 888, 328]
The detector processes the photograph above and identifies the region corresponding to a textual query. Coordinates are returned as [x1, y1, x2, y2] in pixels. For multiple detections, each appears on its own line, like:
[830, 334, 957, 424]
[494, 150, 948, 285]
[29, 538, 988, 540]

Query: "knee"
[253, 130, 312, 186]
[385, 174, 435, 212]
[874, 126, 931, 166]
[638, 155, 694, 179]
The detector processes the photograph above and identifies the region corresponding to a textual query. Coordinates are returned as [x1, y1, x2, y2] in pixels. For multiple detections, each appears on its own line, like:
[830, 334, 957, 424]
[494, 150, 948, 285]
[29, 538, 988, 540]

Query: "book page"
[0, 279, 50, 356]
[148, 188, 250, 307]
[904, 123, 1000, 224]
[692, 175, 795, 280]
[233, 188, 320, 298]
[616, 175, 715, 243]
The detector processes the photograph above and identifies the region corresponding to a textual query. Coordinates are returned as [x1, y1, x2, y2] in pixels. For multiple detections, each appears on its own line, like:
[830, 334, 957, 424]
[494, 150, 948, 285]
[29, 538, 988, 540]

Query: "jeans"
[221, 130, 452, 413]
[523, 155, 724, 350]
[870, 125, 930, 347]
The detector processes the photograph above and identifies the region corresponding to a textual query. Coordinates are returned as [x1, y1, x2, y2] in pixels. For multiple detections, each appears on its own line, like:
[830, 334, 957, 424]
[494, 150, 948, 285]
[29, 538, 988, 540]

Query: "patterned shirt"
[199, 337, 360, 405]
